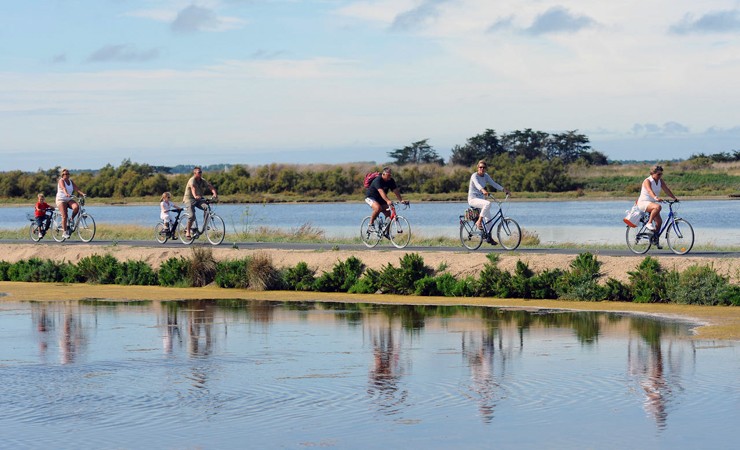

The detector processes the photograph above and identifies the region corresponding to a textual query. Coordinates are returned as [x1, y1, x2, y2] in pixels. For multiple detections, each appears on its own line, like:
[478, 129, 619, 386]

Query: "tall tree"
[449, 129, 505, 166]
[388, 139, 444, 165]
[547, 130, 591, 164]
[502, 129, 550, 160]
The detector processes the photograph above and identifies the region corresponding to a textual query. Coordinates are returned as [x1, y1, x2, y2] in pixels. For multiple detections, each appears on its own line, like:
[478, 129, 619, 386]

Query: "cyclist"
[55, 168, 86, 239]
[636, 164, 678, 249]
[365, 167, 408, 230]
[183, 167, 218, 239]
[34, 193, 54, 238]
[468, 160, 510, 244]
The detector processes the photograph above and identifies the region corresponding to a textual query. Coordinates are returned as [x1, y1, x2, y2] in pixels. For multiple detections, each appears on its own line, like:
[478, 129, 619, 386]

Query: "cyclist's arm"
[392, 187, 406, 204]
[377, 187, 392, 205]
[71, 180, 85, 197]
[661, 181, 678, 201]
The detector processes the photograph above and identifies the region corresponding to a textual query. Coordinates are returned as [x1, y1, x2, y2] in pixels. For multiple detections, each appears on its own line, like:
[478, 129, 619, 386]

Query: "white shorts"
[365, 197, 378, 207]
[637, 200, 656, 212]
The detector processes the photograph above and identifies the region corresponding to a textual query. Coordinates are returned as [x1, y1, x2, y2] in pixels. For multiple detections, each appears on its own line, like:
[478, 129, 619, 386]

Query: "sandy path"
[1, 243, 737, 283]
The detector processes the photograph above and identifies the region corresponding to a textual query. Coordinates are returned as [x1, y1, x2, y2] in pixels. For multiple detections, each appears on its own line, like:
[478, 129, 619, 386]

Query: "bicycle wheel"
[626, 226, 651, 254]
[30, 223, 42, 242]
[77, 213, 96, 242]
[206, 214, 225, 245]
[666, 219, 694, 255]
[155, 222, 169, 244]
[51, 213, 66, 242]
[178, 217, 196, 245]
[497, 218, 522, 250]
[459, 218, 483, 250]
[360, 216, 381, 248]
[389, 216, 411, 248]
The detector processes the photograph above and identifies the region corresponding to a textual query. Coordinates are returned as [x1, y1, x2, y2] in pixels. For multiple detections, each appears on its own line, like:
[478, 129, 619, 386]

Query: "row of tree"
[388, 129, 608, 166]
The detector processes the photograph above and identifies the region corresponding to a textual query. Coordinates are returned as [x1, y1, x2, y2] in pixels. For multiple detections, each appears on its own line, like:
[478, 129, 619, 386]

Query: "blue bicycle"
[459, 194, 521, 250]
[626, 200, 694, 255]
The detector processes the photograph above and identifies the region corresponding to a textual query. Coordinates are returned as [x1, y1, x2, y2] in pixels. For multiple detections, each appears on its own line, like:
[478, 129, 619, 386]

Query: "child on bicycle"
[160, 192, 182, 231]
[34, 193, 54, 237]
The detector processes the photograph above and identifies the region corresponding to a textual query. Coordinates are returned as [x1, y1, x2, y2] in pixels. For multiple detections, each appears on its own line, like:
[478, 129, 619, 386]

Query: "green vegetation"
[2, 251, 737, 305]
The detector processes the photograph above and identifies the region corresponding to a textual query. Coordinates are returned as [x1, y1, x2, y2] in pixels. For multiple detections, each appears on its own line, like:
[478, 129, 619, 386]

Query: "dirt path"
[1, 243, 737, 284]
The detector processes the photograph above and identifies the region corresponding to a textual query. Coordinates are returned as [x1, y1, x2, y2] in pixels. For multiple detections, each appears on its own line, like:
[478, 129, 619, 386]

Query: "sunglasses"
[478, 166, 487, 169]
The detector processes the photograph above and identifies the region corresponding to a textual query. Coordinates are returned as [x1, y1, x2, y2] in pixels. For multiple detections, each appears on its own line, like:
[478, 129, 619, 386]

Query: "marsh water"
[1, 299, 738, 449]
[2, 199, 739, 245]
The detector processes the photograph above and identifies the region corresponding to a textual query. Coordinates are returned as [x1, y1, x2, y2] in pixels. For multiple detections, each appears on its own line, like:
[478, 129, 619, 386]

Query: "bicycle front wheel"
[666, 218, 694, 255]
[51, 213, 65, 242]
[30, 223, 42, 242]
[497, 218, 521, 250]
[360, 216, 381, 248]
[459, 218, 483, 250]
[155, 222, 168, 244]
[76, 214, 96, 242]
[626, 226, 651, 254]
[389, 216, 411, 248]
[206, 214, 225, 245]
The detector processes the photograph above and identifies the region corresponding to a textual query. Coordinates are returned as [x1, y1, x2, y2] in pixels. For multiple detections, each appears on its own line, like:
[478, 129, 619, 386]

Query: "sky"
[1, 0, 739, 172]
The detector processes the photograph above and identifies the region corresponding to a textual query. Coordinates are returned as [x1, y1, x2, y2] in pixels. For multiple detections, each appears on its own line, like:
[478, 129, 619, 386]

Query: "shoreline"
[2, 282, 738, 340]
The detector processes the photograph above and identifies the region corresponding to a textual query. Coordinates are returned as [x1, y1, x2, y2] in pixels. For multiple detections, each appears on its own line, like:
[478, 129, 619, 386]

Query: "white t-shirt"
[468, 172, 503, 201]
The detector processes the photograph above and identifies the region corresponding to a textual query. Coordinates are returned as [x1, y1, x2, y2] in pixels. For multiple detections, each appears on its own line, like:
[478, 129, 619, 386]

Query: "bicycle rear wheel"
[360, 216, 381, 248]
[155, 222, 169, 244]
[51, 213, 65, 242]
[497, 218, 521, 250]
[626, 226, 651, 254]
[459, 218, 483, 250]
[77, 213, 96, 242]
[666, 218, 694, 255]
[389, 216, 411, 248]
[206, 214, 225, 245]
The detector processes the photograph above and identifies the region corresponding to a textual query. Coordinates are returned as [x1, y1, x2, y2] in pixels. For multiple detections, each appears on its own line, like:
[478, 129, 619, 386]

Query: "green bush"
[666, 264, 739, 306]
[348, 268, 380, 294]
[158, 257, 190, 287]
[477, 254, 513, 298]
[215, 259, 249, 288]
[116, 260, 157, 285]
[0, 261, 10, 281]
[315, 256, 364, 292]
[603, 278, 632, 301]
[372, 253, 432, 295]
[628, 257, 669, 303]
[282, 262, 317, 291]
[556, 253, 606, 301]
[74, 254, 121, 284]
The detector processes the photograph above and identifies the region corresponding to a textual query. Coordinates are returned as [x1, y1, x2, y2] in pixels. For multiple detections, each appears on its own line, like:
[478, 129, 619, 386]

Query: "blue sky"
[1, 0, 739, 171]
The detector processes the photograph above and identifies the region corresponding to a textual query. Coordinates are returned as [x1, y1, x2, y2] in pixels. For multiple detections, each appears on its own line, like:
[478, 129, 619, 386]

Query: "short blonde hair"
[38, 193, 45, 200]
[161, 192, 171, 201]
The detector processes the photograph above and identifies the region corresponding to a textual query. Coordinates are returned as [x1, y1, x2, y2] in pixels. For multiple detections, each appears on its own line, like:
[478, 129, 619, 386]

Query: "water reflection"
[6, 300, 734, 448]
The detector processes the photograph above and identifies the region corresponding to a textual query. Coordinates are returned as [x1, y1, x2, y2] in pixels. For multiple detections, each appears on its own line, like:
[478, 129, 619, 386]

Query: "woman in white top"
[468, 160, 510, 239]
[159, 192, 181, 230]
[637, 165, 678, 245]
[55, 168, 86, 239]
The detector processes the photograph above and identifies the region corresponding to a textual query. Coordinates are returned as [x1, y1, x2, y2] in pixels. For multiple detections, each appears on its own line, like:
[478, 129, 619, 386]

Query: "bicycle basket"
[464, 208, 480, 222]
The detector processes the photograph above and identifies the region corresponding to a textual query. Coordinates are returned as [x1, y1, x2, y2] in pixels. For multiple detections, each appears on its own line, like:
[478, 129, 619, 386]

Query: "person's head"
[476, 160, 487, 174]
[650, 164, 664, 179]
[161, 192, 171, 201]
[60, 168, 70, 179]
[381, 167, 392, 181]
[193, 167, 203, 179]
[37, 193, 45, 202]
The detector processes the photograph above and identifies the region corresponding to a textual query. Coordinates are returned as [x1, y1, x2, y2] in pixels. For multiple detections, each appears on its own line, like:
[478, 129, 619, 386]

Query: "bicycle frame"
[360, 202, 411, 249]
[459, 194, 521, 251]
[179, 197, 226, 245]
[626, 200, 694, 255]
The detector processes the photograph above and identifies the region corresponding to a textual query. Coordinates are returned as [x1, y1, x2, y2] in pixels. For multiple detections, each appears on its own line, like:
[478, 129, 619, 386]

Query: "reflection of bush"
[1, 251, 737, 305]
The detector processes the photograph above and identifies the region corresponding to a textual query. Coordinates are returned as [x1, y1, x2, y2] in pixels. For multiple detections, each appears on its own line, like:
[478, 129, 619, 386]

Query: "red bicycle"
[360, 202, 411, 248]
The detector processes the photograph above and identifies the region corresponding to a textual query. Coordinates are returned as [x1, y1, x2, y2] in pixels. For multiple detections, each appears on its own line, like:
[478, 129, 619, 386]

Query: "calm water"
[2, 199, 739, 245]
[1, 299, 738, 449]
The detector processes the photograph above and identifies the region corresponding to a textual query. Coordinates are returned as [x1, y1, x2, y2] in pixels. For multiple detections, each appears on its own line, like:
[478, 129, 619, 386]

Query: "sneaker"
[486, 237, 498, 245]
[645, 223, 655, 231]
[38, 232, 44, 238]
[62, 232, 70, 239]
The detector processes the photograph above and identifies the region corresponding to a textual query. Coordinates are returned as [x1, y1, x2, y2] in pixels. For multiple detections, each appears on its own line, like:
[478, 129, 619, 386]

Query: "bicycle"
[51, 196, 96, 242]
[626, 200, 694, 255]
[178, 197, 225, 245]
[459, 194, 521, 250]
[155, 209, 184, 244]
[360, 202, 411, 249]
[28, 209, 54, 242]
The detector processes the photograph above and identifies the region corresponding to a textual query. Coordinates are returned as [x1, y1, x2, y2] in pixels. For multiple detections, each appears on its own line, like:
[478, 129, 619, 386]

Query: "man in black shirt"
[364, 167, 408, 228]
